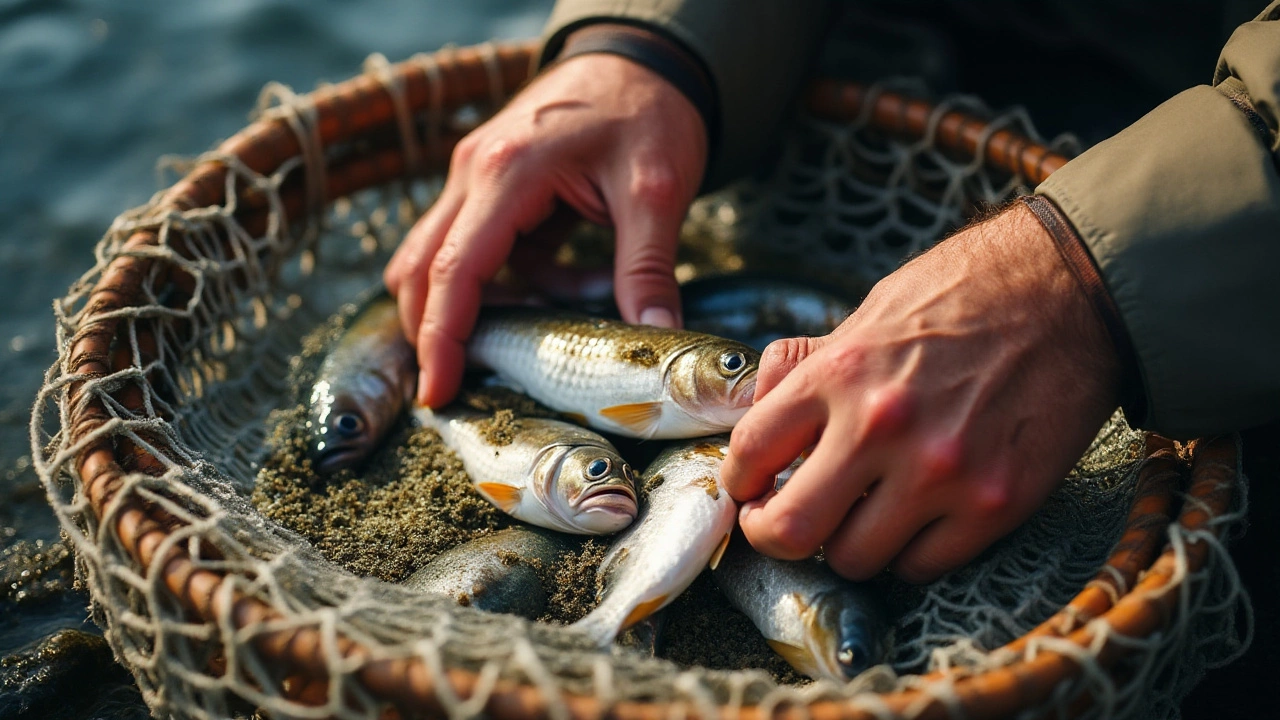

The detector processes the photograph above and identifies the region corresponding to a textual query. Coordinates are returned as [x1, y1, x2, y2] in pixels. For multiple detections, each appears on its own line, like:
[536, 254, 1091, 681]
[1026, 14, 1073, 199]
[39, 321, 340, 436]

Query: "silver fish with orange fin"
[308, 292, 416, 474]
[413, 404, 639, 535]
[571, 438, 738, 647]
[467, 308, 759, 439]
[712, 532, 892, 683]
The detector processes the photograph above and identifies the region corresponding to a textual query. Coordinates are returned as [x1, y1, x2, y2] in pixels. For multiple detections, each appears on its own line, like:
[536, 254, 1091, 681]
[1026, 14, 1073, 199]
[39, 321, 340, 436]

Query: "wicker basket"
[48, 40, 1240, 719]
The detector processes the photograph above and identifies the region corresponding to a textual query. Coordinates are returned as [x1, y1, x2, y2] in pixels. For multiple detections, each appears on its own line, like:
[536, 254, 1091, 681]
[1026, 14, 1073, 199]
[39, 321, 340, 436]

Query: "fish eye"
[621, 464, 636, 485]
[837, 643, 867, 671]
[334, 413, 364, 438]
[586, 458, 612, 480]
[719, 351, 746, 375]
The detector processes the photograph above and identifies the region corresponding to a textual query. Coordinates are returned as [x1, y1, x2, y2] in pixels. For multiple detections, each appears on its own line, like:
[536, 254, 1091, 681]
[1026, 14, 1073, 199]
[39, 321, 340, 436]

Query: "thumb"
[755, 335, 830, 400]
[608, 172, 689, 328]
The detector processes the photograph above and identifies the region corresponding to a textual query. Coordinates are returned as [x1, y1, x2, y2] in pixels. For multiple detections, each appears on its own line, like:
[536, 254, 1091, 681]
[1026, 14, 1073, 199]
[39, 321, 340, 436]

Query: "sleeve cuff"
[1036, 86, 1280, 436]
[539, 0, 832, 189]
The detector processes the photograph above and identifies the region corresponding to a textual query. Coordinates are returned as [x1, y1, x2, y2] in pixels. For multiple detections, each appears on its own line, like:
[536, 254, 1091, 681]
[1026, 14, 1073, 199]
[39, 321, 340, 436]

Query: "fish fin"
[767, 639, 821, 678]
[477, 482, 522, 513]
[563, 412, 589, 426]
[621, 594, 669, 631]
[708, 532, 731, 571]
[599, 402, 663, 436]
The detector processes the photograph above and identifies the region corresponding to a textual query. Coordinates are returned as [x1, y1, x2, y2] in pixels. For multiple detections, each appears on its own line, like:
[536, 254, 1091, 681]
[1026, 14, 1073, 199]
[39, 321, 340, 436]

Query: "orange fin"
[621, 594, 669, 630]
[767, 639, 819, 678]
[599, 402, 663, 436]
[563, 412, 589, 426]
[477, 482, 522, 513]
[708, 532, 731, 571]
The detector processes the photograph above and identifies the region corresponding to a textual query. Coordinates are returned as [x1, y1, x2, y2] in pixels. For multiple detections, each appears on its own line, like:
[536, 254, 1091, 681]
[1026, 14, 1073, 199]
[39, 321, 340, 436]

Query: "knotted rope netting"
[32, 41, 1250, 719]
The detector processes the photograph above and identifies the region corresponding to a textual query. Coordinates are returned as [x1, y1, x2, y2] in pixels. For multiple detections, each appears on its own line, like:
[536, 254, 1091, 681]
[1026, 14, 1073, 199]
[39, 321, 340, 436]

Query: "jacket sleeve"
[538, 0, 832, 189]
[1035, 2, 1280, 438]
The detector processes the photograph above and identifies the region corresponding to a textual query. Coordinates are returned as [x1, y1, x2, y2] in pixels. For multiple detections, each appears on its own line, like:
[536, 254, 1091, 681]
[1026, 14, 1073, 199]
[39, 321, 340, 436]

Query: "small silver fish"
[413, 405, 638, 535]
[467, 308, 759, 439]
[404, 527, 578, 618]
[680, 275, 853, 351]
[308, 292, 416, 474]
[572, 438, 738, 646]
[713, 533, 892, 682]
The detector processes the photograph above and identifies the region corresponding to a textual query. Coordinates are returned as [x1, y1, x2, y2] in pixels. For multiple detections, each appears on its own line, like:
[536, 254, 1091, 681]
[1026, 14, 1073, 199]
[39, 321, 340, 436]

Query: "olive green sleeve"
[538, 0, 832, 189]
[1036, 2, 1280, 438]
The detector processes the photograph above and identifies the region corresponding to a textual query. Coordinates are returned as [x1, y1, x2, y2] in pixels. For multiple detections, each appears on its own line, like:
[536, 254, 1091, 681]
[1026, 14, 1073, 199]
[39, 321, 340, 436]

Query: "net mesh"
[31, 52, 1250, 720]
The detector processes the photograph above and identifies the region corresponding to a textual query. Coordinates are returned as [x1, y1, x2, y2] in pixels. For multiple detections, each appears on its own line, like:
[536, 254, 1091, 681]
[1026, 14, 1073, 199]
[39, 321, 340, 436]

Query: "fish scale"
[468, 308, 759, 439]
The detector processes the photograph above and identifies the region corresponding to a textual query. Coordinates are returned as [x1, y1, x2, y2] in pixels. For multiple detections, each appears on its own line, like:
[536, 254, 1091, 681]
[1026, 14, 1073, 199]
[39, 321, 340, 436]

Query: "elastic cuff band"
[1021, 194, 1146, 419]
[553, 24, 718, 152]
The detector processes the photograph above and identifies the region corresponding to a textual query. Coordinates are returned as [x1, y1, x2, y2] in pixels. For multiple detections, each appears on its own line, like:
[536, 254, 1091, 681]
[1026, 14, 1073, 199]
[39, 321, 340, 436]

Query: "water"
[0, 0, 551, 714]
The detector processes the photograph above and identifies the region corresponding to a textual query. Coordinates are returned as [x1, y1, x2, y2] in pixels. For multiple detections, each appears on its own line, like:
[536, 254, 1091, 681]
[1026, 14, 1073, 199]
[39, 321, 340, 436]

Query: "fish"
[467, 307, 759, 439]
[712, 532, 892, 682]
[413, 404, 639, 535]
[404, 526, 579, 618]
[571, 437, 738, 647]
[308, 292, 416, 474]
[680, 274, 853, 351]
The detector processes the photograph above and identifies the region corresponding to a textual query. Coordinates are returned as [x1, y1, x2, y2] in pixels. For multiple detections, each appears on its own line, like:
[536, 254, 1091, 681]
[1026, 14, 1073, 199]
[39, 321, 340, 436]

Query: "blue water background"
[0, 0, 552, 703]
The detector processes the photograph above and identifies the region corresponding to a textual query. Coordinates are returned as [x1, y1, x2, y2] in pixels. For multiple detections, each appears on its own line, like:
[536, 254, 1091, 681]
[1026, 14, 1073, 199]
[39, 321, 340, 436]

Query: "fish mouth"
[730, 368, 757, 408]
[312, 445, 365, 474]
[576, 485, 638, 516]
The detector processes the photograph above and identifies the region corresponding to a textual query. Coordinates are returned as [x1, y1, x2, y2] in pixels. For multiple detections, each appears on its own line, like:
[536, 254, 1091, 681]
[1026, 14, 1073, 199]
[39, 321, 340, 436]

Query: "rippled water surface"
[0, 1, 551, 714]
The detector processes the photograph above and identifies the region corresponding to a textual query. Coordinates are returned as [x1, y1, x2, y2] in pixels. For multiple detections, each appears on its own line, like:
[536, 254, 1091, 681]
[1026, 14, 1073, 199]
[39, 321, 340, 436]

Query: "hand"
[720, 203, 1122, 584]
[384, 47, 708, 407]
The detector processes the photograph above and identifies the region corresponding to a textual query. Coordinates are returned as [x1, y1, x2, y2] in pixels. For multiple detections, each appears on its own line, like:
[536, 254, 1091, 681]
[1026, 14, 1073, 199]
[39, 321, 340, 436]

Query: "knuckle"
[758, 507, 821, 560]
[728, 423, 768, 460]
[629, 164, 683, 210]
[761, 338, 807, 374]
[427, 244, 464, 286]
[973, 472, 1015, 517]
[617, 244, 674, 287]
[861, 384, 914, 438]
[474, 137, 531, 178]
[824, 542, 875, 581]
[917, 436, 965, 488]
[451, 133, 479, 166]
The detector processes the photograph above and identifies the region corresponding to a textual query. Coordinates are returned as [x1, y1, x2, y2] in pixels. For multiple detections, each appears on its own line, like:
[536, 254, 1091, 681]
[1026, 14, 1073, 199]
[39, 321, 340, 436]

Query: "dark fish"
[308, 292, 416, 474]
[680, 274, 854, 351]
[712, 532, 892, 682]
[404, 527, 579, 618]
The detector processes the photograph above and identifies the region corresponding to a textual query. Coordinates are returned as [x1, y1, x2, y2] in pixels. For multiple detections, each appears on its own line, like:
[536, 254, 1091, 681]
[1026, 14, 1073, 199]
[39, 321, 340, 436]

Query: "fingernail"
[639, 307, 675, 328]
[416, 369, 431, 406]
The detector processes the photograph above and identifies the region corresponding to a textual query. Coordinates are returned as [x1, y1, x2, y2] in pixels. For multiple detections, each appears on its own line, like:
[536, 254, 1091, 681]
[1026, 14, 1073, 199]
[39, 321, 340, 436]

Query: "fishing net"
[31, 41, 1250, 719]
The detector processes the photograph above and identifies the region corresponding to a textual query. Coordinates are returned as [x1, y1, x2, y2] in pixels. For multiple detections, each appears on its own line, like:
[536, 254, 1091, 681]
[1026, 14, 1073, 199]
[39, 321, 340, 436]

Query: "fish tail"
[570, 603, 627, 649]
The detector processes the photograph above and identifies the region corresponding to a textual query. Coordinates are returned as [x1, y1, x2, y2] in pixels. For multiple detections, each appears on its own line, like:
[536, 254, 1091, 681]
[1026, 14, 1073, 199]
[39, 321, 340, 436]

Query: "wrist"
[1019, 195, 1143, 417]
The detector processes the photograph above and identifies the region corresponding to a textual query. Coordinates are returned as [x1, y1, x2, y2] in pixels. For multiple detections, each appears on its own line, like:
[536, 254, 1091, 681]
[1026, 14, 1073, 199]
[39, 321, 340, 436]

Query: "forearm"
[1034, 2, 1280, 437]
[539, 0, 833, 189]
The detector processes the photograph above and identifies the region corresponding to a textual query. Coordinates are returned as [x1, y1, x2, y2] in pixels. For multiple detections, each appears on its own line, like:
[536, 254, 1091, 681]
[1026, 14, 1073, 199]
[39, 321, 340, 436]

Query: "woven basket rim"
[57, 40, 1238, 719]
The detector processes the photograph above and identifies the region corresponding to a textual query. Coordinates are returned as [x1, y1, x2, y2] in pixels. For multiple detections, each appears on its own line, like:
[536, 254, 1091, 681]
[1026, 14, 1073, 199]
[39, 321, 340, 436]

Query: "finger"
[417, 181, 556, 407]
[755, 335, 828, 401]
[722, 370, 826, 502]
[605, 166, 689, 327]
[821, 474, 941, 581]
[386, 185, 465, 343]
[887, 517, 987, 584]
[736, 422, 881, 560]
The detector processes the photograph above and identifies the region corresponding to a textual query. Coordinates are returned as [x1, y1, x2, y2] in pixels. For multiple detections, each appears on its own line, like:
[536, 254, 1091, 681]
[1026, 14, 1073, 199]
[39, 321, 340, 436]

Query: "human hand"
[721, 203, 1122, 583]
[384, 44, 708, 407]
